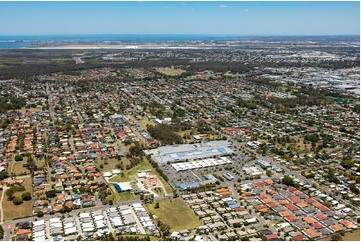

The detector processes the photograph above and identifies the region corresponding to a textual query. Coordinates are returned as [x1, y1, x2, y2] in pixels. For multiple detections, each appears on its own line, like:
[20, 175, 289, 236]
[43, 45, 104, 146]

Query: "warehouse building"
[145, 141, 234, 164]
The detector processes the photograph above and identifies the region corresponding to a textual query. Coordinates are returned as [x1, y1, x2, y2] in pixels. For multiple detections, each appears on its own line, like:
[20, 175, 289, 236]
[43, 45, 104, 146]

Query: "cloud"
[219, 4, 228, 8]
[244, 9, 249, 12]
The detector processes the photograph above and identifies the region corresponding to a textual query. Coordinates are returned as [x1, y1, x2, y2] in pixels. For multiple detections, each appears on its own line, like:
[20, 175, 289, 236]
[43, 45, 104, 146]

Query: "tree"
[154, 202, 160, 209]
[349, 184, 360, 195]
[0, 171, 9, 180]
[6, 189, 15, 200]
[157, 220, 170, 237]
[331, 234, 342, 241]
[0, 226, 4, 239]
[14, 154, 23, 161]
[46, 190, 57, 198]
[266, 170, 272, 177]
[21, 192, 32, 201]
[282, 176, 295, 187]
[341, 159, 354, 169]
[13, 197, 23, 205]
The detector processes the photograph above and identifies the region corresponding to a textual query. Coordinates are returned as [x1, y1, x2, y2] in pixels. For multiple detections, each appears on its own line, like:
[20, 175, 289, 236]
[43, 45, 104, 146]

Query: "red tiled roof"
[288, 196, 301, 204]
[286, 204, 298, 211]
[293, 235, 306, 241]
[315, 213, 327, 221]
[303, 217, 316, 224]
[319, 206, 330, 212]
[312, 222, 324, 229]
[265, 234, 278, 240]
[285, 216, 298, 222]
[267, 202, 278, 208]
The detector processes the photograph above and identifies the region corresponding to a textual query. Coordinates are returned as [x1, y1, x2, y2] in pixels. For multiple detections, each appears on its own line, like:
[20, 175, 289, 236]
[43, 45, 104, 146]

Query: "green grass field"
[95, 157, 130, 173]
[145, 197, 203, 231]
[8, 157, 31, 176]
[138, 119, 157, 131]
[3, 178, 33, 221]
[35, 158, 46, 169]
[109, 159, 151, 183]
[156, 68, 186, 76]
[108, 184, 139, 203]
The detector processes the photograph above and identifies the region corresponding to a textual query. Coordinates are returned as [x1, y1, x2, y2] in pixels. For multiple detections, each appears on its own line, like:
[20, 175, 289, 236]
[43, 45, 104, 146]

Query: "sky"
[0, 1, 359, 36]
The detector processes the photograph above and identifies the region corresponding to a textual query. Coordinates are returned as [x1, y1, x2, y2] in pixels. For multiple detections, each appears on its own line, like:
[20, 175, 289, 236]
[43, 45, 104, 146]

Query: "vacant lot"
[138, 119, 157, 131]
[145, 197, 202, 231]
[321, 230, 360, 241]
[15, 107, 43, 113]
[156, 67, 186, 76]
[109, 158, 152, 183]
[108, 184, 139, 203]
[342, 230, 360, 241]
[3, 178, 33, 221]
[35, 157, 46, 169]
[8, 157, 30, 176]
[95, 157, 130, 173]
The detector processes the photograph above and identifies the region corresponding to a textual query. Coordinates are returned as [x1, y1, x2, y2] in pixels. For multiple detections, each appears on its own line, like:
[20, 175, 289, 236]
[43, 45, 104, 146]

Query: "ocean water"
[0, 41, 33, 49]
[0, 34, 359, 49]
[0, 34, 239, 49]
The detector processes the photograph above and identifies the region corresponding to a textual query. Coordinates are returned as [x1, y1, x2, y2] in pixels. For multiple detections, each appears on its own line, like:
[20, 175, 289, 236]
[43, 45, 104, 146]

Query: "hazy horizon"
[0, 1, 359, 36]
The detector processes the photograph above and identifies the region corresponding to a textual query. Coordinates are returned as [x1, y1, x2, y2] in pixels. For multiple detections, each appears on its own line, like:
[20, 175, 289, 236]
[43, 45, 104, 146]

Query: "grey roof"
[319, 228, 332, 235]
[80, 217, 93, 223]
[50, 227, 63, 235]
[293, 210, 306, 216]
[322, 219, 335, 227]
[291, 221, 308, 230]
[108, 212, 120, 218]
[118, 205, 129, 211]
[33, 225, 45, 232]
[64, 217, 75, 223]
[150, 141, 234, 163]
[123, 214, 136, 225]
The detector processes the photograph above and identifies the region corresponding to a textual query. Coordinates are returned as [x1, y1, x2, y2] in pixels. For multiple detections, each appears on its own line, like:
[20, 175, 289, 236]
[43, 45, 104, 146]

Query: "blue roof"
[113, 183, 129, 193]
[177, 182, 200, 190]
[178, 183, 188, 190]
[189, 182, 200, 187]
[226, 200, 236, 205]
[218, 147, 226, 153]
[83, 201, 93, 206]
[229, 203, 240, 209]
[34, 181, 43, 186]
[90, 154, 98, 159]
[205, 174, 217, 181]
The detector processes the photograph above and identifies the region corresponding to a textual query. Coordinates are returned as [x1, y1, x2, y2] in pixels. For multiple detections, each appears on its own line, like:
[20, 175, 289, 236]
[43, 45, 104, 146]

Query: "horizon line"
[0, 34, 360, 37]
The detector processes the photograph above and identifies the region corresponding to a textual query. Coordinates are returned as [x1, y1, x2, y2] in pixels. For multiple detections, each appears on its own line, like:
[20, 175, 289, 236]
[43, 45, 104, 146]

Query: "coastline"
[23, 44, 214, 50]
